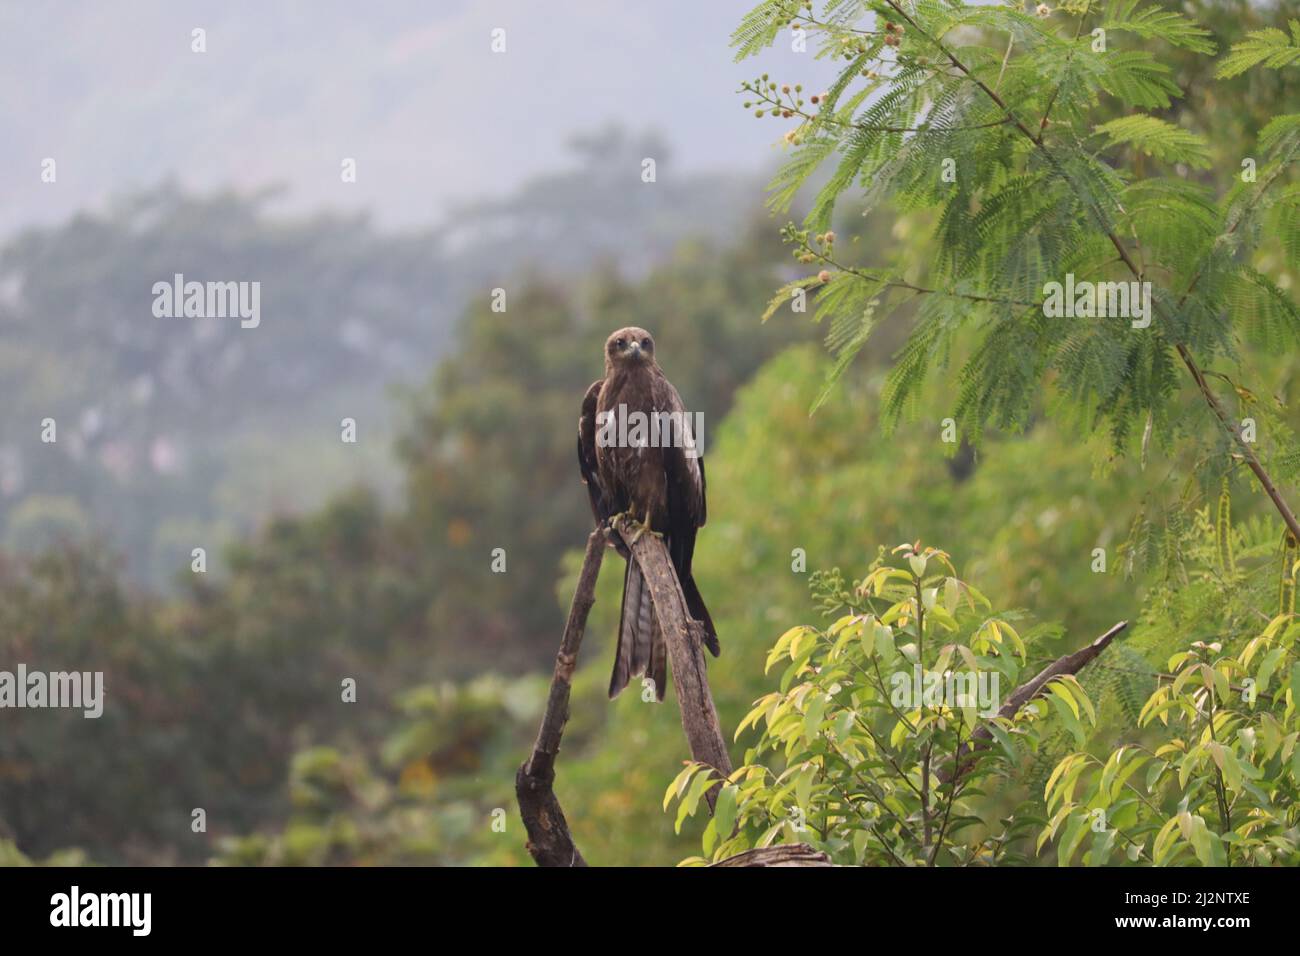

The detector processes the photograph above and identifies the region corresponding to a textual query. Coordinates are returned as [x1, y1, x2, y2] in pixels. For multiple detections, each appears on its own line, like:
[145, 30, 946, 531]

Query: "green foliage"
[734, 0, 1300, 482]
[1101, 0, 1216, 56]
[1093, 115, 1211, 167]
[1216, 19, 1300, 79]
[727, 15, 1300, 870]
[667, 543, 1096, 865]
[214, 676, 546, 866]
[0, 544, 287, 863]
[1043, 494, 1300, 865]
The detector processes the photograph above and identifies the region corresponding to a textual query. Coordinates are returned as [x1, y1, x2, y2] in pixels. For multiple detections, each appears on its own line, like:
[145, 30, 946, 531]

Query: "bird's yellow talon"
[620, 513, 663, 545]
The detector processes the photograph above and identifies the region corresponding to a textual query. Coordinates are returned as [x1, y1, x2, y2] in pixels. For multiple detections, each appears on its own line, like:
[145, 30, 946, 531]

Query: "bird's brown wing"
[579, 377, 632, 563]
[656, 372, 719, 656]
[654, 372, 705, 545]
[578, 379, 605, 524]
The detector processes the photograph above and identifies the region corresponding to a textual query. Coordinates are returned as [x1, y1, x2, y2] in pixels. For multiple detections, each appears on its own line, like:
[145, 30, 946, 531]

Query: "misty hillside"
[0, 130, 763, 587]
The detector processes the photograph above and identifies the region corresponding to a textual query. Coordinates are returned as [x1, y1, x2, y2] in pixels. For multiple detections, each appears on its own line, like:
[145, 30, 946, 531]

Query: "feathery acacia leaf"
[738, 0, 1296, 472]
[1101, 0, 1216, 55]
[1094, 115, 1211, 168]
[1215, 21, 1300, 79]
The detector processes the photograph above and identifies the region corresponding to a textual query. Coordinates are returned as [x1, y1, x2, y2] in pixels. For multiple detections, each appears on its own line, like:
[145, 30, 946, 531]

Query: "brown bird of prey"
[577, 327, 720, 701]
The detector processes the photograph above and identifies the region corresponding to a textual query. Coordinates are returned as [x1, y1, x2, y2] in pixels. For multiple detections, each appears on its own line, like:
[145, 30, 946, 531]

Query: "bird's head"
[604, 327, 656, 371]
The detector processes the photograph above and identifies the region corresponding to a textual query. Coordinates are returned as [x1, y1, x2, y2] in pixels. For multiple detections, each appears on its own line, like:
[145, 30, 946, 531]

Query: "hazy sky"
[0, 0, 841, 238]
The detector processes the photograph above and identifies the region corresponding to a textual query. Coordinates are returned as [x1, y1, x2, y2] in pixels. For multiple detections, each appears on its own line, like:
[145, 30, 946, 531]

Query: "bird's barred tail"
[609, 559, 666, 701]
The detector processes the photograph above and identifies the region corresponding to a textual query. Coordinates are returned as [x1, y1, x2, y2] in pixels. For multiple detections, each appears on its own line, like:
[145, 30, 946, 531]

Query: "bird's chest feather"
[596, 371, 668, 500]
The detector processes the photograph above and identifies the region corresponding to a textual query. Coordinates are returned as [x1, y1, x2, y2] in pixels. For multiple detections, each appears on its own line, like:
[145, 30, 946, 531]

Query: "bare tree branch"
[515, 529, 607, 867]
[712, 844, 834, 867]
[939, 620, 1129, 784]
[517, 516, 735, 864]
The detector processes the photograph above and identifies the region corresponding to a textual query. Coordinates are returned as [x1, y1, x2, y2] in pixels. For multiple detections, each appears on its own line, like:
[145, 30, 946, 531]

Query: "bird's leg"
[605, 510, 635, 549]
[627, 509, 663, 545]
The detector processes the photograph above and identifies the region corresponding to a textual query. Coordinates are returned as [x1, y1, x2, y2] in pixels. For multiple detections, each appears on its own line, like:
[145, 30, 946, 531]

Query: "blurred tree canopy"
[0, 128, 762, 591]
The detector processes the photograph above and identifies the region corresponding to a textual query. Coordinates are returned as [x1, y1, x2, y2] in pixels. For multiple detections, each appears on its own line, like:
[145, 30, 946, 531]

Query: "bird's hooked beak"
[628, 340, 643, 360]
